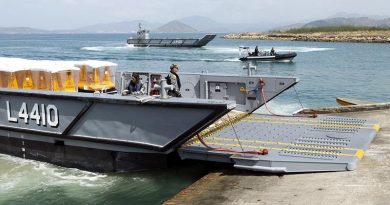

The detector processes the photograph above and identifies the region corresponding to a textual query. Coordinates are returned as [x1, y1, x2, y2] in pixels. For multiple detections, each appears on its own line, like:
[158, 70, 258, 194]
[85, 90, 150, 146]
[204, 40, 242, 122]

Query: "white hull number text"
[6, 101, 59, 127]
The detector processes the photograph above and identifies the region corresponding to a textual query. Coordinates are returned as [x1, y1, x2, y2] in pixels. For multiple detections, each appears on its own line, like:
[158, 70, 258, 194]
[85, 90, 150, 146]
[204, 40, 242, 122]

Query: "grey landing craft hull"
[0, 89, 234, 172]
[127, 34, 216, 47]
[0, 72, 300, 172]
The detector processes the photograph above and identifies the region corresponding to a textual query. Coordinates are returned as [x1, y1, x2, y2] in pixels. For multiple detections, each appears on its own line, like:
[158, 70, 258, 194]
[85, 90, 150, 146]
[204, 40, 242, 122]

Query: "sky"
[0, 0, 389, 30]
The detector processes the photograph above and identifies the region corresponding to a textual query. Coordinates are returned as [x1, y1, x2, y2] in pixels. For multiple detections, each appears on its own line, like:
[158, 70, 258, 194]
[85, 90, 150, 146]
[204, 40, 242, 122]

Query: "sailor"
[270, 47, 275, 56]
[127, 73, 145, 94]
[254, 46, 259, 56]
[248, 48, 253, 56]
[166, 64, 182, 97]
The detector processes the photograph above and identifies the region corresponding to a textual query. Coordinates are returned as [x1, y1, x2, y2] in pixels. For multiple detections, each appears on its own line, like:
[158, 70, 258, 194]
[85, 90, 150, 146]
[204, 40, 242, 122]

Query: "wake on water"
[254, 101, 304, 115]
[275, 47, 335, 53]
[80, 45, 334, 62]
[203, 46, 334, 53]
[203, 46, 239, 53]
[199, 58, 240, 62]
[81, 45, 333, 53]
[81, 44, 134, 51]
[0, 154, 110, 192]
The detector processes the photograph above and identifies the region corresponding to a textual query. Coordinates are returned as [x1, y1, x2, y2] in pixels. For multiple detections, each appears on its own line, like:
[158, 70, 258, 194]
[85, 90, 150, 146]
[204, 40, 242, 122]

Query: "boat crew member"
[270, 47, 275, 56]
[128, 73, 145, 94]
[166, 64, 182, 97]
[254, 46, 259, 56]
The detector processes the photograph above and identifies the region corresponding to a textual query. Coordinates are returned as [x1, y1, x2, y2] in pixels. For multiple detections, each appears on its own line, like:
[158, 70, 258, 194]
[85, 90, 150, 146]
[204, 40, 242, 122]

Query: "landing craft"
[0, 57, 379, 173]
[126, 23, 216, 48]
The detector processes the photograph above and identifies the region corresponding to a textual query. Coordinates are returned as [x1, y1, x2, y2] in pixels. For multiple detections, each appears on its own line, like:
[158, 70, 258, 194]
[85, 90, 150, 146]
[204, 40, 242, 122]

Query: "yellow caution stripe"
[241, 119, 377, 131]
[208, 136, 361, 151]
[372, 124, 381, 132]
[247, 115, 379, 127]
[184, 112, 248, 146]
[196, 141, 365, 160]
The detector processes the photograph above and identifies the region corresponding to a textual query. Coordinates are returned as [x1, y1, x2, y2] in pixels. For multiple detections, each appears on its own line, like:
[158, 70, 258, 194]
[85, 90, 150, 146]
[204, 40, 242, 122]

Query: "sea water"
[0, 33, 389, 204]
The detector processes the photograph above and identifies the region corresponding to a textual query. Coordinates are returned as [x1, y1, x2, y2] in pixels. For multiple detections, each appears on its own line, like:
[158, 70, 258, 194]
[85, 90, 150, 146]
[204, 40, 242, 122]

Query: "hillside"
[224, 16, 390, 43]
[0, 27, 48, 34]
[178, 16, 219, 31]
[274, 17, 390, 33]
[0, 15, 287, 34]
[154, 20, 197, 33]
[303, 17, 390, 28]
[71, 20, 162, 33]
[281, 26, 390, 34]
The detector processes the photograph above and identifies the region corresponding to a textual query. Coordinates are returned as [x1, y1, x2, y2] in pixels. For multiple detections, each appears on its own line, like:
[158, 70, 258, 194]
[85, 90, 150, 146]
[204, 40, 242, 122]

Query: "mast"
[136, 22, 149, 40]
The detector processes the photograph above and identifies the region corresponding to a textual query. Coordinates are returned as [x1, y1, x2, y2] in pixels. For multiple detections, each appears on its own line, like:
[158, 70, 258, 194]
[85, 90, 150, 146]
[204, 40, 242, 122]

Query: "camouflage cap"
[170, 64, 179, 70]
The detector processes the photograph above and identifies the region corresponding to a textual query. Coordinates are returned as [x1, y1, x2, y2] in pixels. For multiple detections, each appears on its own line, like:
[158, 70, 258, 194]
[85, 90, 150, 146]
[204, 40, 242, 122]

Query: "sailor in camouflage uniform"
[166, 64, 182, 97]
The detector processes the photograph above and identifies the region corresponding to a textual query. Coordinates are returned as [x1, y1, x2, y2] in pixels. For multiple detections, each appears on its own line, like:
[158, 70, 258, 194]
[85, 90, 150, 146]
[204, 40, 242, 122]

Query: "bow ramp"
[178, 112, 380, 173]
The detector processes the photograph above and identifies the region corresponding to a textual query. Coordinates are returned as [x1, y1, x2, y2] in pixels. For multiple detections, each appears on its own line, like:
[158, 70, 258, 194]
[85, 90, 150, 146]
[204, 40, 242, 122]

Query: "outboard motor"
[239, 46, 250, 58]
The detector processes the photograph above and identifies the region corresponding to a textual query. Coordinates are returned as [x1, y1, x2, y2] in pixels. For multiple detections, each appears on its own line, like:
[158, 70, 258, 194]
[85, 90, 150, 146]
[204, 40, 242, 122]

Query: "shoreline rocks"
[224, 31, 390, 43]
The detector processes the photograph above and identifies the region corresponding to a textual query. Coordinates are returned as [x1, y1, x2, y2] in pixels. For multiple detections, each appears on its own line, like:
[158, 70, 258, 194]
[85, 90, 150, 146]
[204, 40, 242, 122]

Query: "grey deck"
[178, 114, 380, 173]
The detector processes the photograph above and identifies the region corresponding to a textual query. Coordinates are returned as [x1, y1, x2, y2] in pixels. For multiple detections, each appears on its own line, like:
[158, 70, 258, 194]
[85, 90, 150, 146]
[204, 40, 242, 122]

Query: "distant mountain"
[273, 17, 390, 32]
[0, 21, 163, 34]
[154, 20, 197, 33]
[0, 15, 297, 34]
[328, 12, 390, 20]
[71, 16, 283, 33]
[178, 16, 219, 31]
[0, 27, 48, 34]
[379, 18, 390, 27]
[303, 17, 387, 28]
[5, 15, 390, 34]
[271, 23, 306, 32]
[70, 20, 162, 33]
[178, 15, 286, 32]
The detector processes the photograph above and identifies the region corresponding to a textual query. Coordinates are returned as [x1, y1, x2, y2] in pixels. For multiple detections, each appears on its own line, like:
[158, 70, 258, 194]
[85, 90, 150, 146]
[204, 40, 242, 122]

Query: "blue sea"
[0, 33, 389, 204]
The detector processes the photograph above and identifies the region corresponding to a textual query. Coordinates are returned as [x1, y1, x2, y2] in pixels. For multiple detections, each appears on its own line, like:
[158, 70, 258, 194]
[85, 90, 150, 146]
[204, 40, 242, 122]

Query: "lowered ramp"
[178, 113, 380, 173]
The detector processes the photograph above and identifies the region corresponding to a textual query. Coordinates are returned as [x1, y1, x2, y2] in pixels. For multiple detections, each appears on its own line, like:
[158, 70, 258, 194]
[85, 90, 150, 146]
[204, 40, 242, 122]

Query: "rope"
[227, 113, 244, 152]
[196, 134, 267, 155]
[293, 85, 305, 110]
[259, 78, 317, 118]
[195, 109, 269, 155]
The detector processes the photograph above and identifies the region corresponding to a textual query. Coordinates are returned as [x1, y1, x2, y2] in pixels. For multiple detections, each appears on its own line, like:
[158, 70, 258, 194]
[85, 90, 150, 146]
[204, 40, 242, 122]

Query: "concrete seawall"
[164, 104, 390, 205]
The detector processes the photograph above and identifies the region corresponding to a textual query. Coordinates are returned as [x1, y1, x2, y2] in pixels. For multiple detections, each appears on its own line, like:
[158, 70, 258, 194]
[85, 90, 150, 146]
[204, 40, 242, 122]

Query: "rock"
[223, 31, 390, 43]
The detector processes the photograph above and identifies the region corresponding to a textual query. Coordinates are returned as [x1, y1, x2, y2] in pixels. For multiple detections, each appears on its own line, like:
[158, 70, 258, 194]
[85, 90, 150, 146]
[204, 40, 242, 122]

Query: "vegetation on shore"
[224, 26, 390, 43]
[277, 26, 390, 34]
